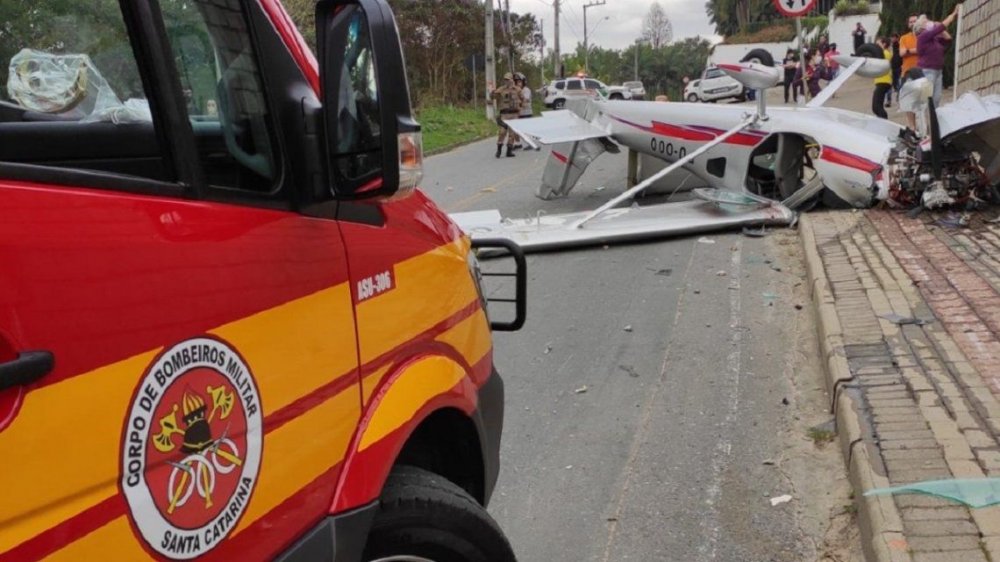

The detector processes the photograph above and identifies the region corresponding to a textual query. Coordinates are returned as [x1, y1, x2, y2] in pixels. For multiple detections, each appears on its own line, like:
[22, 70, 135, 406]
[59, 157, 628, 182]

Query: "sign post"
[773, 0, 817, 103]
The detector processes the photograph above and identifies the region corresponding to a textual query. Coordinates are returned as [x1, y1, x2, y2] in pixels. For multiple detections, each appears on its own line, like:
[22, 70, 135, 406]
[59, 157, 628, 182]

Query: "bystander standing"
[852, 22, 867, 54]
[871, 37, 893, 119]
[915, 6, 961, 107]
[898, 14, 920, 130]
[782, 49, 801, 104]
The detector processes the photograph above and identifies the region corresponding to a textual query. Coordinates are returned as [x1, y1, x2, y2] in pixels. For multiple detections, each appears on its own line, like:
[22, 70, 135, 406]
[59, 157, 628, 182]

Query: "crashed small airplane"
[454, 52, 1000, 252]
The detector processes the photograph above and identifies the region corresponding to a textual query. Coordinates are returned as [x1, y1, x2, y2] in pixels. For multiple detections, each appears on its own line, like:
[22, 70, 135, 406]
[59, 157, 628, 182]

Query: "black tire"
[363, 466, 516, 562]
[856, 42, 884, 59]
[553, 98, 565, 109]
[686, 93, 699, 102]
[740, 48, 774, 67]
[610, 93, 623, 100]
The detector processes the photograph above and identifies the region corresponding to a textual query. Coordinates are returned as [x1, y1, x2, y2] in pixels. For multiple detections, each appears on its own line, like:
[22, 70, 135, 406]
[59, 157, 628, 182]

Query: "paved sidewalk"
[802, 209, 1000, 562]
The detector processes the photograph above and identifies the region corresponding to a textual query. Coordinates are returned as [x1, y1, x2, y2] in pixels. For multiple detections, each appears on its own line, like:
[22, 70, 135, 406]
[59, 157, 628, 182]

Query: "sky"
[507, 0, 722, 53]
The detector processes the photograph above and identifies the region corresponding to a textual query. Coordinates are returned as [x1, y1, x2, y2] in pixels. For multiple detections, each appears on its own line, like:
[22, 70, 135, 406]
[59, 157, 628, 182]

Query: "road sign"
[772, 0, 816, 17]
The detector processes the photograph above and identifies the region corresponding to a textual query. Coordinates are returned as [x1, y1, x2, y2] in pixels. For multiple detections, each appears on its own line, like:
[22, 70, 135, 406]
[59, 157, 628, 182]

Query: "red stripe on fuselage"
[820, 146, 881, 173]
[610, 115, 765, 147]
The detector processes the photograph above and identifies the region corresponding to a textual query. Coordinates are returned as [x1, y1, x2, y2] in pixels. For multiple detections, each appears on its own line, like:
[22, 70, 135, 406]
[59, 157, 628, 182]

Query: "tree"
[642, 2, 674, 48]
[705, 0, 782, 36]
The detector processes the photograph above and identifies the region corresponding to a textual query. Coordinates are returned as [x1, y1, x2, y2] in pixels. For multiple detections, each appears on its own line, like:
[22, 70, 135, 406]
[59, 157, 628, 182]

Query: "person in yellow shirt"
[872, 37, 893, 119]
[898, 15, 919, 129]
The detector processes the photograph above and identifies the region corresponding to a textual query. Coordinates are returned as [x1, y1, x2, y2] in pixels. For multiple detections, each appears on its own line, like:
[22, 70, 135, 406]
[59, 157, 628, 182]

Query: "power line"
[563, 3, 583, 42]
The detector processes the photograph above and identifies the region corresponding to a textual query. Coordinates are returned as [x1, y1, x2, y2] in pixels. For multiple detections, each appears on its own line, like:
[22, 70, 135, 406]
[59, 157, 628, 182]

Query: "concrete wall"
[826, 13, 881, 53]
[956, 0, 1000, 96]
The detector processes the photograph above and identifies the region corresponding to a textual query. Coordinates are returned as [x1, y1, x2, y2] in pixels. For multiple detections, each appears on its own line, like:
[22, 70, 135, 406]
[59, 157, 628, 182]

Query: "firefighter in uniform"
[491, 72, 523, 158]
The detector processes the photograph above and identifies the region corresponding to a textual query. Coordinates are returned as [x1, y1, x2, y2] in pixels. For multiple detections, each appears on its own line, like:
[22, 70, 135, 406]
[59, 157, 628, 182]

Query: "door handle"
[0, 351, 54, 391]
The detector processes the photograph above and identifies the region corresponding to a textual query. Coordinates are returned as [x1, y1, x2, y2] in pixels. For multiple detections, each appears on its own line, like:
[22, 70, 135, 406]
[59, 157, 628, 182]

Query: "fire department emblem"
[121, 337, 262, 560]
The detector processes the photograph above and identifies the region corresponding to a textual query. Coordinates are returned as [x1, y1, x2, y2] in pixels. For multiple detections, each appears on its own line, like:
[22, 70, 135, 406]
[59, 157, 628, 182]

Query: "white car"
[690, 66, 745, 103]
[683, 79, 702, 102]
[543, 77, 630, 109]
[622, 80, 646, 100]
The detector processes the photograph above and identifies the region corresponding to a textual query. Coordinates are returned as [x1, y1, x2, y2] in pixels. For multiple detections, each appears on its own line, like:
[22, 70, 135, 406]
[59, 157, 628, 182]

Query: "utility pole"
[583, 0, 605, 73]
[553, 0, 560, 78]
[485, 0, 496, 119]
[540, 18, 546, 85]
[504, 0, 514, 72]
[634, 39, 640, 81]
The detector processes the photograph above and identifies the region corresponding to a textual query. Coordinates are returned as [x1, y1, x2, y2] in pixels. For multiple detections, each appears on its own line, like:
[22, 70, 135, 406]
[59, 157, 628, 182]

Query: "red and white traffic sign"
[773, 0, 816, 17]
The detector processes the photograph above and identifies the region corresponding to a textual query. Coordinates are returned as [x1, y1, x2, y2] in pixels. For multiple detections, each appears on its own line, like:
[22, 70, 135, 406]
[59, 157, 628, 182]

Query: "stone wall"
[957, 0, 1000, 96]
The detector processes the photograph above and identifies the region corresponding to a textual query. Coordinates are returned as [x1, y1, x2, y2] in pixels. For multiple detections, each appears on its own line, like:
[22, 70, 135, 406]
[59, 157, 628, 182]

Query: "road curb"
[799, 214, 913, 562]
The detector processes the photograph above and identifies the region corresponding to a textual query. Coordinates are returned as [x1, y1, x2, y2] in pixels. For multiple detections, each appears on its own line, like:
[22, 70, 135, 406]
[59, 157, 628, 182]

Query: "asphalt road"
[422, 136, 851, 561]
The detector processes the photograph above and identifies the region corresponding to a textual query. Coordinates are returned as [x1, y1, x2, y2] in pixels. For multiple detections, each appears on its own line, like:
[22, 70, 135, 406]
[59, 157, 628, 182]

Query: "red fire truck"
[0, 0, 524, 560]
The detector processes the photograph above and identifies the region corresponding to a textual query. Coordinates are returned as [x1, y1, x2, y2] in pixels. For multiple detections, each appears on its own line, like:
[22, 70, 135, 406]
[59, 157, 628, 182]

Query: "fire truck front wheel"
[363, 465, 516, 562]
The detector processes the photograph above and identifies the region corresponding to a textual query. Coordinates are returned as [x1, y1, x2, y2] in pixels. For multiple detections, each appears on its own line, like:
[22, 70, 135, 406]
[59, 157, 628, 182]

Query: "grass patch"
[808, 427, 837, 446]
[416, 104, 496, 155]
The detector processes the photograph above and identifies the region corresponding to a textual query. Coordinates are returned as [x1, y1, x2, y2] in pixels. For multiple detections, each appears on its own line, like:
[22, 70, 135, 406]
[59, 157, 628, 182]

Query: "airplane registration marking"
[650, 137, 688, 159]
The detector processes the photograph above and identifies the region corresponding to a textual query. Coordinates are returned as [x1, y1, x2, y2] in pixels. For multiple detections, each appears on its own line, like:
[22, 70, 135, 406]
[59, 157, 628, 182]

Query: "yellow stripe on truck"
[44, 518, 148, 561]
[0, 352, 153, 553]
[358, 356, 467, 451]
[355, 240, 479, 366]
[359, 308, 491, 406]
[232, 386, 358, 535]
[434, 308, 492, 370]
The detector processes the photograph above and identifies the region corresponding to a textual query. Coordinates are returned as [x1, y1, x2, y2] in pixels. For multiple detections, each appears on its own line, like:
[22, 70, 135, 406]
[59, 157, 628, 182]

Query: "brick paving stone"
[894, 495, 960, 509]
[882, 449, 947, 461]
[869, 398, 922, 408]
[907, 535, 982, 552]
[913, 549, 987, 562]
[941, 439, 976, 461]
[946, 459, 987, 477]
[963, 429, 998, 449]
[904, 519, 978, 536]
[878, 430, 938, 441]
[884, 458, 949, 472]
[890, 469, 955, 484]
[971, 506, 1000, 536]
[880, 439, 943, 450]
[975, 449, 1000, 470]
[900, 507, 970, 521]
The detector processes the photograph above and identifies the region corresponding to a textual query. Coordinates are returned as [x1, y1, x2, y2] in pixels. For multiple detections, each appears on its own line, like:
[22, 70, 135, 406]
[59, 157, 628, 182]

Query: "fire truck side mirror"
[317, 0, 422, 201]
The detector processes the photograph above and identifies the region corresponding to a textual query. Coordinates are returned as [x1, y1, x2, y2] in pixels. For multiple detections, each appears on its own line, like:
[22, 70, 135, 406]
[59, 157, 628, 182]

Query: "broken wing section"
[539, 139, 608, 199]
[504, 108, 610, 144]
[451, 190, 794, 253]
[503, 106, 617, 200]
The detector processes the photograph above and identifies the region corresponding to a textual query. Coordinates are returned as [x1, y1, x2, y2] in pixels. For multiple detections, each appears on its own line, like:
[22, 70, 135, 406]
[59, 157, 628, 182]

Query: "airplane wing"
[504, 109, 611, 145]
[451, 193, 794, 252]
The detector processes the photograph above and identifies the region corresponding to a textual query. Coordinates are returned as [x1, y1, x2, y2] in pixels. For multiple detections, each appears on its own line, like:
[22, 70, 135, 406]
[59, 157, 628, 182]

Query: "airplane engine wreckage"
[452, 57, 1000, 253]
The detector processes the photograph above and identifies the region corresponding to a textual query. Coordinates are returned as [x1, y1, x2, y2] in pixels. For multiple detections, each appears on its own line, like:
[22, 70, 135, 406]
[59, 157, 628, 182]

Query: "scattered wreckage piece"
[451, 191, 794, 252]
[865, 478, 1000, 509]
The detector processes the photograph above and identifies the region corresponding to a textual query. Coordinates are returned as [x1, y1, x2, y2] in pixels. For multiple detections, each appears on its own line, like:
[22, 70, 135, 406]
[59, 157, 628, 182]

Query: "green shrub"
[835, 0, 872, 16]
